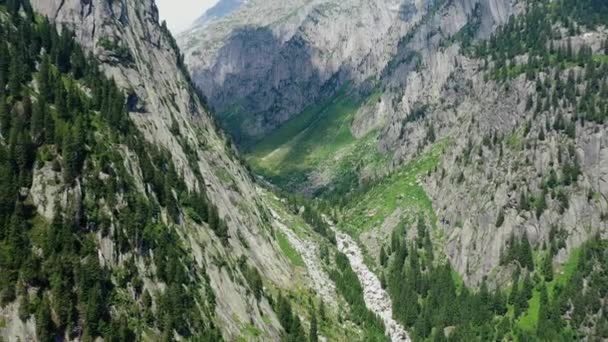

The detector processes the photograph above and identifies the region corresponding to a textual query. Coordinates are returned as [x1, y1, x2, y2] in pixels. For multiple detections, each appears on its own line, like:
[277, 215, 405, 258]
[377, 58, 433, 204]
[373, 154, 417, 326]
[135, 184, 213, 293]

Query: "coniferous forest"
[0, 0, 228, 340]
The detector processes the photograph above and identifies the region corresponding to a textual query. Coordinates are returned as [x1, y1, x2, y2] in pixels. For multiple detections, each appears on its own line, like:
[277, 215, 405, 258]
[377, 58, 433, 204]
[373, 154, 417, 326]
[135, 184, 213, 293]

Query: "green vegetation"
[274, 294, 308, 341]
[248, 86, 358, 179]
[500, 234, 535, 271]
[276, 231, 305, 267]
[384, 220, 508, 341]
[381, 218, 608, 341]
[358, 1, 608, 339]
[260, 188, 378, 341]
[250, 85, 355, 158]
[281, 194, 335, 242]
[341, 140, 447, 234]
[248, 85, 389, 197]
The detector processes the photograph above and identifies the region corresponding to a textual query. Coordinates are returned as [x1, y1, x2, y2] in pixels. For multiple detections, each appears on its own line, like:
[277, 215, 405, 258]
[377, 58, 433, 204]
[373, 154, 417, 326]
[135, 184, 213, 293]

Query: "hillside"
[181, 0, 608, 340]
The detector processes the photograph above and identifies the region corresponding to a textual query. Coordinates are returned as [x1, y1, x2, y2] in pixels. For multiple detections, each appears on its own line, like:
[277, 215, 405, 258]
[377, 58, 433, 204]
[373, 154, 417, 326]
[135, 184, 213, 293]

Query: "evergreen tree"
[62, 125, 82, 183]
[8, 49, 24, 98]
[36, 296, 53, 341]
[541, 254, 553, 282]
[0, 96, 9, 137]
[520, 234, 534, 271]
[508, 269, 520, 306]
[379, 246, 388, 267]
[535, 192, 547, 219]
[496, 208, 505, 227]
[536, 283, 557, 340]
[309, 311, 318, 342]
[30, 97, 46, 144]
[0, 41, 9, 95]
[319, 300, 326, 323]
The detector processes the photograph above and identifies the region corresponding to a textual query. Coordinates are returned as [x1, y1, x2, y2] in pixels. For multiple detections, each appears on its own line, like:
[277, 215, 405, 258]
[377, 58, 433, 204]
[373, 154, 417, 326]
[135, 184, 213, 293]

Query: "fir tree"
[541, 254, 553, 282]
[520, 234, 534, 271]
[380, 246, 388, 267]
[309, 311, 318, 342]
[36, 296, 54, 341]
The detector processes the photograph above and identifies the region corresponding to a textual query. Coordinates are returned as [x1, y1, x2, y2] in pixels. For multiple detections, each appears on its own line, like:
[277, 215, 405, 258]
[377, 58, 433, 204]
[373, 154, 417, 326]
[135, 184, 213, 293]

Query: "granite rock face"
[179, 0, 430, 141]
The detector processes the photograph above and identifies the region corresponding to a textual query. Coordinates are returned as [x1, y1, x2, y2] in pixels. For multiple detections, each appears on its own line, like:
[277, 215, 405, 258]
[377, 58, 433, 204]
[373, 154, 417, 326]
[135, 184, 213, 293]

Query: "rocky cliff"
[179, 0, 432, 142]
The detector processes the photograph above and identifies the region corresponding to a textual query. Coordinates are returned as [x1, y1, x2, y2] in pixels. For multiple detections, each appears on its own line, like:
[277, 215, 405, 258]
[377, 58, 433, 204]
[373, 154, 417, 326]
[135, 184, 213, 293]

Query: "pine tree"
[37, 54, 53, 103]
[22, 94, 32, 127]
[519, 191, 530, 211]
[508, 268, 520, 306]
[62, 127, 78, 183]
[31, 98, 47, 144]
[541, 254, 553, 282]
[0, 41, 9, 95]
[0, 96, 9, 137]
[538, 127, 545, 141]
[43, 101, 55, 145]
[496, 208, 505, 227]
[84, 284, 103, 336]
[319, 300, 326, 322]
[380, 246, 388, 267]
[36, 295, 53, 341]
[55, 79, 68, 120]
[18, 282, 30, 321]
[8, 49, 24, 98]
[535, 192, 547, 219]
[520, 234, 534, 271]
[207, 204, 220, 231]
[536, 283, 556, 340]
[309, 311, 318, 342]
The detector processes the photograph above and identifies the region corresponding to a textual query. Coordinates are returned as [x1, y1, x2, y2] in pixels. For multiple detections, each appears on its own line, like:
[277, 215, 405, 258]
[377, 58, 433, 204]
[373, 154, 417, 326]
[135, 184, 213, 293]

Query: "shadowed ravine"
[330, 222, 410, 341]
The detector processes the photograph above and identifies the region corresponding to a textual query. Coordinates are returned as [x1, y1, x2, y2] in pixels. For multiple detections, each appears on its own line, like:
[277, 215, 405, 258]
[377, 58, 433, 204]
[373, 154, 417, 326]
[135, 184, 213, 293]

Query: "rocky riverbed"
[332, 225, 410, 342]
[271, 210, 338, 308]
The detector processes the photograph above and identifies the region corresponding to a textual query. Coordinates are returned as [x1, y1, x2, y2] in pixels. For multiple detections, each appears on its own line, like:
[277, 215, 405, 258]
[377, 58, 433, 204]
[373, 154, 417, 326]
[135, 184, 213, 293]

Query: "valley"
[180, 0, 608, 339]
[0, 0, 607, 341]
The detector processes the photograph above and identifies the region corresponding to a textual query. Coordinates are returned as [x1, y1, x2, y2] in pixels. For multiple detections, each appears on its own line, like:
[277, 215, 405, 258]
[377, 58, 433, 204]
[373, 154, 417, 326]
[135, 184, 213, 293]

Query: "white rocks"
[272, 210, 338, 309]
[331, 224, 410, 342]
[0, 302, 36, 342]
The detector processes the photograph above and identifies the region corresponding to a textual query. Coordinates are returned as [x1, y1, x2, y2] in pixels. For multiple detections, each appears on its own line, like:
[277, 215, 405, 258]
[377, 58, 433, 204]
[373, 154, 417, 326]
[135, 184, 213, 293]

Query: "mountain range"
[1, 0, 608, 341]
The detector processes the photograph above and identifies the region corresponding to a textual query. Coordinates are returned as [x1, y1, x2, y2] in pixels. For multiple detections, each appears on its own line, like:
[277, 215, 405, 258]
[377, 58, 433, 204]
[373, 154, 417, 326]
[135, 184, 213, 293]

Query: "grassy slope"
[517, 248, 582, 331]
[276, 230, 305, 267]
[260, 190, 374, 341]
[247, 86, 390, 195]
[248, 87, 357, 175]
[341, 140, 448, 235]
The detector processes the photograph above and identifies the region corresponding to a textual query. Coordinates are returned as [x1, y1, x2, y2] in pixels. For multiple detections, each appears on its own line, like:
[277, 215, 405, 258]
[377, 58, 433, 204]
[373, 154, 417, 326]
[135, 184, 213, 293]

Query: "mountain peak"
[193, 0, 249, 28]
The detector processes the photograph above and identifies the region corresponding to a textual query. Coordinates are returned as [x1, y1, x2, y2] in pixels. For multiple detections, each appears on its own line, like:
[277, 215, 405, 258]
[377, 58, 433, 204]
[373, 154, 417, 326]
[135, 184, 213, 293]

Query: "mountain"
[1, 0, 608, 340]
[177, 0, 423, 142]
[0, 0, 390, 341]
[193, 0, 248, 28]
[180, 0, 608, 339]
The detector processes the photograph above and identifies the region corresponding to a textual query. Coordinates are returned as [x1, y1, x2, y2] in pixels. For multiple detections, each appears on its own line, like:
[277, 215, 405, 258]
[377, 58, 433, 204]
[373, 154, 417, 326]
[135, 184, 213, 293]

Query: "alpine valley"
[0, 0, 607, 341]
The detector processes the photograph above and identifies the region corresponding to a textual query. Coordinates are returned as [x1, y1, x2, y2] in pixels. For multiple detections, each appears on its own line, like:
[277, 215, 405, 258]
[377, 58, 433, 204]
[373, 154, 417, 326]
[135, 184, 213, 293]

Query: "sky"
[156, 0, 220, 33]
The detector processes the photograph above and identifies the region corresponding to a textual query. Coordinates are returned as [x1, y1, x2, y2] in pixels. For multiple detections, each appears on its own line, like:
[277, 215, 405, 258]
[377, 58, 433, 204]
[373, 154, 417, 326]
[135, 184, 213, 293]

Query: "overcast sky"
[156, 0, 220, 33]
